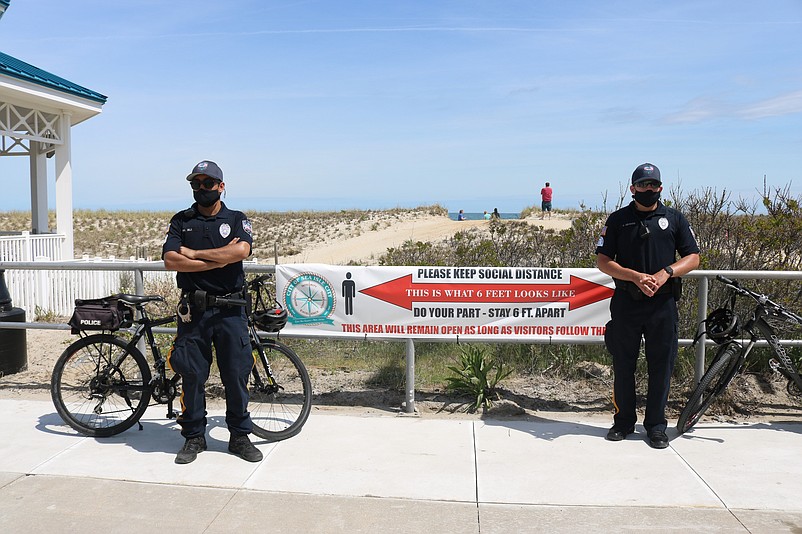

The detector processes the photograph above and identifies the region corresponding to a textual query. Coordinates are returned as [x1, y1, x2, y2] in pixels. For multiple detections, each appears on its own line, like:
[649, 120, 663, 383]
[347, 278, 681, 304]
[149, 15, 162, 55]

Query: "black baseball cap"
[631, 163, 661, 185]
[186, 160, 223, 182]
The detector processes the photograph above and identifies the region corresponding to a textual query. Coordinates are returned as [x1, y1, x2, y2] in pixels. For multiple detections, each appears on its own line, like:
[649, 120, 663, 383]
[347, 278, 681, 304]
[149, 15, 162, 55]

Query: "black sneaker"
[228, 434, 263, 462]
[648, 430, 669, 449]
[605, 426, 635, 441]
[175, 436, 207, 464]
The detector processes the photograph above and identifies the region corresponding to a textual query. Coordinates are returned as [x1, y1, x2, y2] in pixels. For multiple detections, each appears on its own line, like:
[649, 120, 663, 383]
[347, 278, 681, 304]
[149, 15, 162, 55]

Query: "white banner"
[276, 265, 614, 342]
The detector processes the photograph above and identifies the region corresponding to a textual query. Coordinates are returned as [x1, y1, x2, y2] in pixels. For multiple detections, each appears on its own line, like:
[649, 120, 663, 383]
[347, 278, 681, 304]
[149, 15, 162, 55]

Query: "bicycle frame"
[721, 280, 802, 395]
[90, 304, 180, 418]
[752, 313, 802, 394]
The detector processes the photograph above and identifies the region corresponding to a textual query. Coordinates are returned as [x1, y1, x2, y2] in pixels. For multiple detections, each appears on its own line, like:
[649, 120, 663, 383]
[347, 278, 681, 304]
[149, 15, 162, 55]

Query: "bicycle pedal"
[768, 358, 781, 372]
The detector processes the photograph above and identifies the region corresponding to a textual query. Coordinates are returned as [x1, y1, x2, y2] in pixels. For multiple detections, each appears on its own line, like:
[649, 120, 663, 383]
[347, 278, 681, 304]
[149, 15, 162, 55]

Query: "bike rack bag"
[68, 296, 133, 334]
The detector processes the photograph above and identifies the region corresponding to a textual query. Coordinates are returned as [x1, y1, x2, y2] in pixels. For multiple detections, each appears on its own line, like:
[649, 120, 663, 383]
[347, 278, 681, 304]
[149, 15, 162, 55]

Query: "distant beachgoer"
[483, 210, 491, 220]
[540, 182, 553, 219]
[491, 208, 501, 219]
[457, 210, 466, 221]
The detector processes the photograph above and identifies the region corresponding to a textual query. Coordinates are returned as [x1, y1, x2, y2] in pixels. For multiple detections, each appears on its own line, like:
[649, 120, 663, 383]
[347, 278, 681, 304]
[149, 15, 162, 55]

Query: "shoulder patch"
[242, 219, 253, 236]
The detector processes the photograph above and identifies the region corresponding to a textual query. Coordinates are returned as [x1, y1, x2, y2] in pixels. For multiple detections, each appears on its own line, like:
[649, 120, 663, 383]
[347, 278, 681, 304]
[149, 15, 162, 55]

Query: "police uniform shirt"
[162, 202, 253, 295]
[595, 201, 699, 275]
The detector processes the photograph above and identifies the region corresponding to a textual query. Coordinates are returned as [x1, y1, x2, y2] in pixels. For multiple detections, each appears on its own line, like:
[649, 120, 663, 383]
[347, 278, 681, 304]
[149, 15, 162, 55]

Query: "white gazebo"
[1, 32, 107, 259]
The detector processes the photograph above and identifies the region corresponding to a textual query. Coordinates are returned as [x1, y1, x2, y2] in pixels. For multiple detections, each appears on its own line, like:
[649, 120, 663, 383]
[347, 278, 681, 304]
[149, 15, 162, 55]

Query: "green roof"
[0, 51, 107, 104]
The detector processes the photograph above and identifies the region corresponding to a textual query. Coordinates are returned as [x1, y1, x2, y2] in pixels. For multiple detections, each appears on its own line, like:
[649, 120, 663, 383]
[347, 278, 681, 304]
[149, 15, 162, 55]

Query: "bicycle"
[676, 275, 802, 434]
[51, 274, 312, 440]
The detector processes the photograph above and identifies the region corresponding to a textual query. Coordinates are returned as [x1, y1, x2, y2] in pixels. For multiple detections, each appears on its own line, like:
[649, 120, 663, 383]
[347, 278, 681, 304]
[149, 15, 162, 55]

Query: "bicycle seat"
[115, 294, 165, 305]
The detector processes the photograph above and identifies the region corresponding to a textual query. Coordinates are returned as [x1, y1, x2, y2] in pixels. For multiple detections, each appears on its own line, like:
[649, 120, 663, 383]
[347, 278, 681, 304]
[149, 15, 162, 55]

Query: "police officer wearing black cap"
[595, 163, 700, 449]
[162, 160, 263, 464]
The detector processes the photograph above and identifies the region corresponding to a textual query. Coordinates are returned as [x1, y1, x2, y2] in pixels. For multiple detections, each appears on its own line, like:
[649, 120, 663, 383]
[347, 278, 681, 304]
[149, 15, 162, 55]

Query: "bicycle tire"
[249, 340, 312, 441]
[51, 334, 152, 437]
[676, 343, 741, 434]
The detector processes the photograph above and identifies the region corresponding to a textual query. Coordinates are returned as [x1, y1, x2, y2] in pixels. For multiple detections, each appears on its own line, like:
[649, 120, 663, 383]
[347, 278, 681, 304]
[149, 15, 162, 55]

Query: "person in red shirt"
[540, 182, 553, 219]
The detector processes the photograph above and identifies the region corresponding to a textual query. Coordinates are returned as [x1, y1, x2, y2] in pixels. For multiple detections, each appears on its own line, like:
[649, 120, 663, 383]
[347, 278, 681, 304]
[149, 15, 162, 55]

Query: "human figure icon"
[342, 272, 356, 315]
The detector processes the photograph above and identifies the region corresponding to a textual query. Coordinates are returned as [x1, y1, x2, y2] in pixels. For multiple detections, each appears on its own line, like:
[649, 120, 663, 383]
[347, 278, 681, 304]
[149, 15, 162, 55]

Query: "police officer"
[595, 163, 700, 449]
[162, 160, 262, 464]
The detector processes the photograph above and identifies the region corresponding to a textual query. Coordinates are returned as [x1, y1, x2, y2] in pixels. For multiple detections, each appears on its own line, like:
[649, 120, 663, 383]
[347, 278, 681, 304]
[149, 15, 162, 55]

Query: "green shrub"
[446, 344, 511, 412]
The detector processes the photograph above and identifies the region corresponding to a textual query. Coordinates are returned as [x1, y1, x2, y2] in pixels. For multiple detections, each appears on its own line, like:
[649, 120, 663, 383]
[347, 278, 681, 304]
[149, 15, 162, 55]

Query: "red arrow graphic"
[359, 274, 613, 311]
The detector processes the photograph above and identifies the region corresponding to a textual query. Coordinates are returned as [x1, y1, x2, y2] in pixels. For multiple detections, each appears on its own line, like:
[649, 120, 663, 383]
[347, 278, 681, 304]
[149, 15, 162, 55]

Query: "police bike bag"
[68, 296, 133, 334]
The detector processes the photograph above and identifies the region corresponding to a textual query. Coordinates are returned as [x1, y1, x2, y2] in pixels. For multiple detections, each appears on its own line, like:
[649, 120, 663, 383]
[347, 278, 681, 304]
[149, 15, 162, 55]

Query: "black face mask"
[193, 188, 220, 208]
[633, 190, 660, 207]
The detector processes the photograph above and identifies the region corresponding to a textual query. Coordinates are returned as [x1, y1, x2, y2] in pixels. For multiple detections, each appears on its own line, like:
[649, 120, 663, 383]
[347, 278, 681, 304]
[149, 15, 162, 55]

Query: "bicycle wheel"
[676, 343, 741, 434]
[249, 340, 312, 441]
[51, 334, 152, 437]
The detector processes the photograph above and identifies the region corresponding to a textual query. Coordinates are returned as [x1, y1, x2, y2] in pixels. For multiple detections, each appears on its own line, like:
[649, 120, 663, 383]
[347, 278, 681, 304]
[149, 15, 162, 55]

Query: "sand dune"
[280, 214, 573, 266]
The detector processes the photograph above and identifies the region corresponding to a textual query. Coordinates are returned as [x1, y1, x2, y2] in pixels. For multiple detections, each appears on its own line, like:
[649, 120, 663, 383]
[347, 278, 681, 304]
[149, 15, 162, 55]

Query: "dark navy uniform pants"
[168, 305, 254, 439]
[604, 291, 678, 433]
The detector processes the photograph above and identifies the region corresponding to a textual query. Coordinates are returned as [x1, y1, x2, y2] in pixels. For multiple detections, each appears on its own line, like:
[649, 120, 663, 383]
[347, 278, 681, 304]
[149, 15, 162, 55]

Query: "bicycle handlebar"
[248, 274, 272, 290]
[715, 275, 802, 325]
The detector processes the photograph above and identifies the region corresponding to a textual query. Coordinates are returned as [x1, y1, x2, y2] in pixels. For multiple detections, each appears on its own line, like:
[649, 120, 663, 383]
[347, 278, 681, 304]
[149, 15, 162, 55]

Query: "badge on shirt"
[658, 217, 669, 230]
[219, 223, 231, 238]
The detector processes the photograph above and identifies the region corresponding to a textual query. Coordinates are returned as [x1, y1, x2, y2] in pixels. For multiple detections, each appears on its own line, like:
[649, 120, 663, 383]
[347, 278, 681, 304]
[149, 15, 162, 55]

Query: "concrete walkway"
[1, 398, 801, 533]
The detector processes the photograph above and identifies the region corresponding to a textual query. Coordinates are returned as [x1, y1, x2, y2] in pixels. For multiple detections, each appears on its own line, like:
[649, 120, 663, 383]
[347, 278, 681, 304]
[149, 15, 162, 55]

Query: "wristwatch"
[663, 266, 674, 277]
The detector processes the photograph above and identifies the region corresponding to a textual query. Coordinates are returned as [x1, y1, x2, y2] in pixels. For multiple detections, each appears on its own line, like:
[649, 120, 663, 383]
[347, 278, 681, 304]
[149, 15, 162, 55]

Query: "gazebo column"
[29, 140, 49, 234]
[54, 111, 73, 259]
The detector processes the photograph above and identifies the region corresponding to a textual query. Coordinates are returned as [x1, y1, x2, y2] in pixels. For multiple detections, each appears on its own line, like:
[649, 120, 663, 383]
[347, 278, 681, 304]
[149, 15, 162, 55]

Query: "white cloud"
[738, 90, 802, 119]
[664, 90, 802, 124]
[663, 97, 728, 124]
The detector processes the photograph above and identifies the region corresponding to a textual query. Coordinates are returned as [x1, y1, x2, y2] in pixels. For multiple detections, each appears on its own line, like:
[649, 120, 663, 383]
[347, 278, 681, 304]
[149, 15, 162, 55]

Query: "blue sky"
[2, 1, 801, 213]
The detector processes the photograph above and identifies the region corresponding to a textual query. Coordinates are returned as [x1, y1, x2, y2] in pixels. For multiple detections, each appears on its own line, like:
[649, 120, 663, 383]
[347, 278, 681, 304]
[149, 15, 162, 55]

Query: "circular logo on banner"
[284, 272, 336, 325]
[219, 223, 231, 238]
[658, 217, 669, 230]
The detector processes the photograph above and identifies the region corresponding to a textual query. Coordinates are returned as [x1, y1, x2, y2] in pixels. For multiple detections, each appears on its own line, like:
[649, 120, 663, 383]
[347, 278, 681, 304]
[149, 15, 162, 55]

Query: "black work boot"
[228, 434, 263, 462]
[605, 426, 635, 441]
[175, 436, 207, 464]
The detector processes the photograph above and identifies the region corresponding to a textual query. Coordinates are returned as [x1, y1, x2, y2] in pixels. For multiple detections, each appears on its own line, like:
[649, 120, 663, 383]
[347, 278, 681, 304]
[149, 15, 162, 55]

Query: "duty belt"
[177, 289, 245, 323]
[180, 289, 245, 310]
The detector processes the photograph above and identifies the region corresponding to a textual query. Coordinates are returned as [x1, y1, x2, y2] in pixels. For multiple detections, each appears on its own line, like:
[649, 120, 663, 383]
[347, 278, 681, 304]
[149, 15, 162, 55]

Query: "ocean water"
[449, 212, 519, 221]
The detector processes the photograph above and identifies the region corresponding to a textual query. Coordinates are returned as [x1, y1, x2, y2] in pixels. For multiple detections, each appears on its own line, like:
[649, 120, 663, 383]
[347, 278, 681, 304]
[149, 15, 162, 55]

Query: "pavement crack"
[472, 421, 481, 532]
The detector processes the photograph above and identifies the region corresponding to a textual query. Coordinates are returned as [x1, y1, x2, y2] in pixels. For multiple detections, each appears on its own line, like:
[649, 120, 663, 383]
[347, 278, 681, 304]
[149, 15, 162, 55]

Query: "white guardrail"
[1, 261, 801, 412]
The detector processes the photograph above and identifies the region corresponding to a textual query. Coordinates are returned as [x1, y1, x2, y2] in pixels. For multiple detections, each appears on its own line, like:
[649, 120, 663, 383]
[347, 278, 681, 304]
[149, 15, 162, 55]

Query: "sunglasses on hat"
[190, 177, 221, 191]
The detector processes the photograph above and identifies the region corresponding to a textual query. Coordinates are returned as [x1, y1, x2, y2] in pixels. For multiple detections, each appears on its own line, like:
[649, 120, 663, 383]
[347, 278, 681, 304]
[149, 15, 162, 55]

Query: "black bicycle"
[676, 275, 802, 433]
[51, 274, 312, 440]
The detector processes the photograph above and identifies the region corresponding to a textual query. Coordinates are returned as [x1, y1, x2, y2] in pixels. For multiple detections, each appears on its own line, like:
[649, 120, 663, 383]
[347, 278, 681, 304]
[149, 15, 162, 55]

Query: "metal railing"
[2, 260, 802, 413]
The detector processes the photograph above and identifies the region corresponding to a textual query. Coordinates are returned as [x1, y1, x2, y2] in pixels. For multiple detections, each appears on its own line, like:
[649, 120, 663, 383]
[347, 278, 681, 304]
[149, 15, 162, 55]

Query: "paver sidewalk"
[1, 398, 801, 532]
